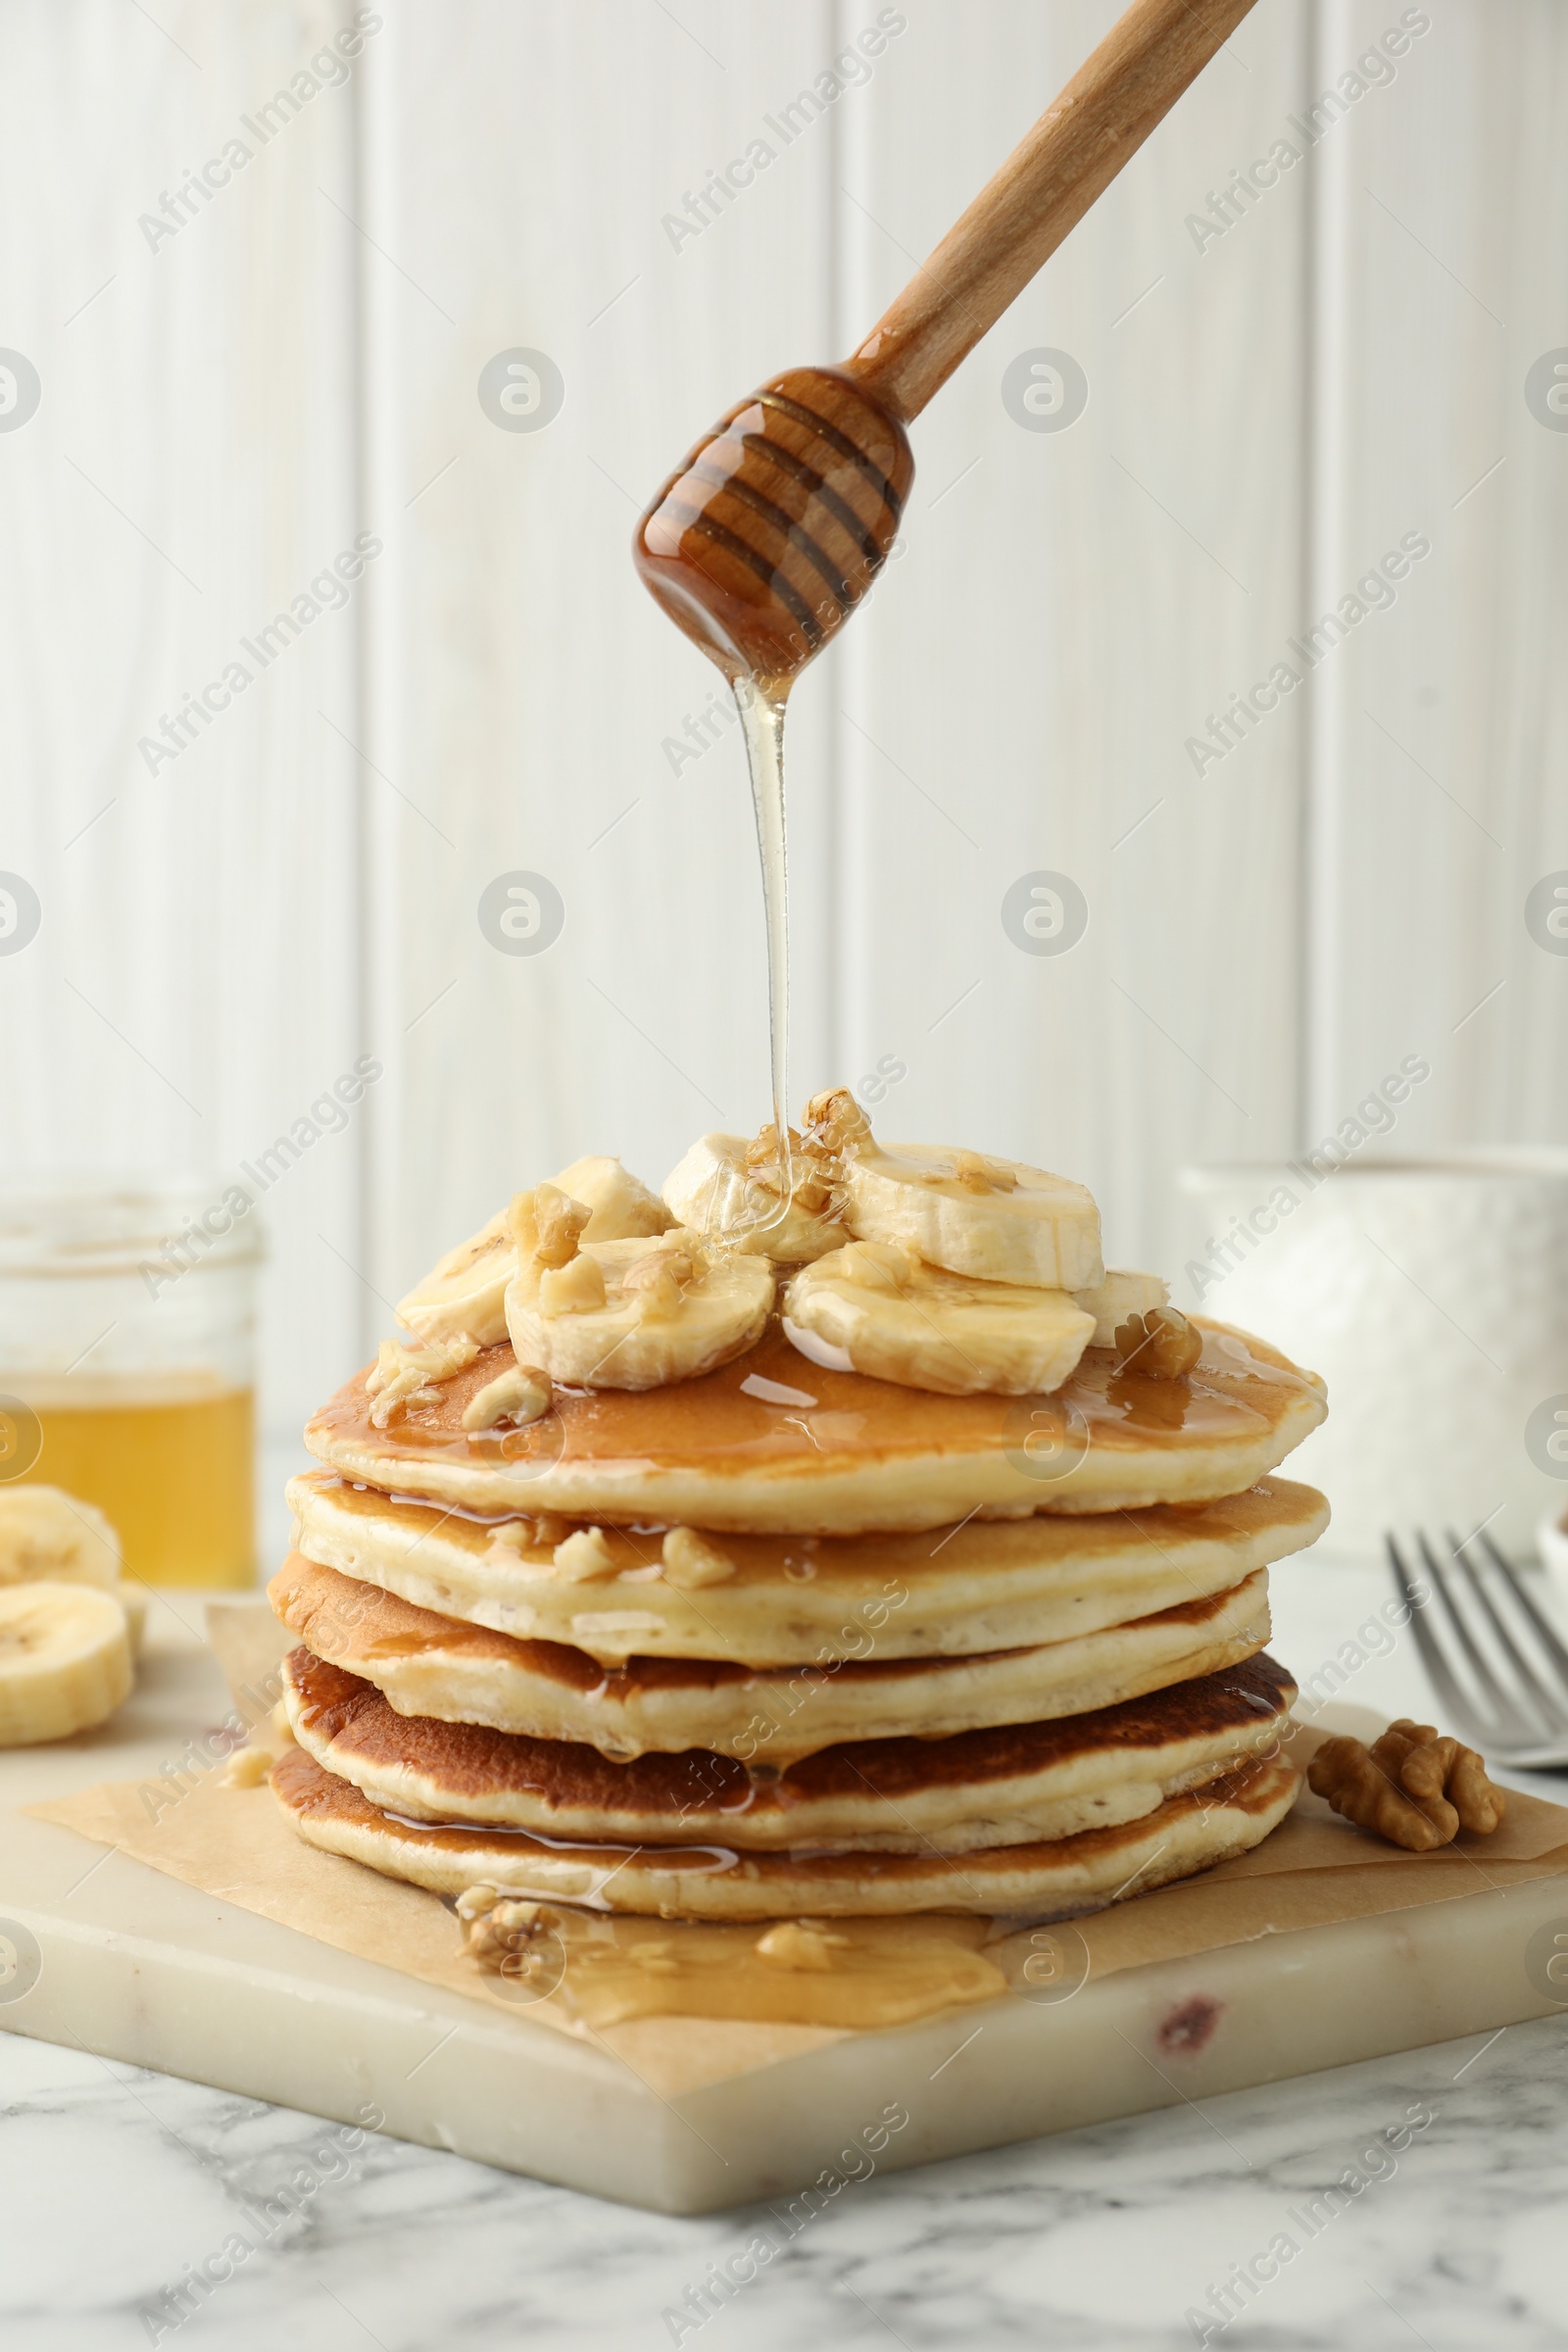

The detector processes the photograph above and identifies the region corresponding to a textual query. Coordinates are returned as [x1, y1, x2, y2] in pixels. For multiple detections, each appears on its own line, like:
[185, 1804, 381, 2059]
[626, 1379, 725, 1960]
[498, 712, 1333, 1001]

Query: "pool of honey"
[309, 1317, 1318, 1480]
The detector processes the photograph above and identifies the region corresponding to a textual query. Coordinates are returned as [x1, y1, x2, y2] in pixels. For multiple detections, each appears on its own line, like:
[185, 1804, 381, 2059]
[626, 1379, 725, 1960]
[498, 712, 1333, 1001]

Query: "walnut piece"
[622, 1244, 699, 1321]
[461, 1890, 565, 1984]
[1307, 1718, 1506, 1851]
[532, 1183, 592, 1270]
[538, 1251, 607, 1315]
[755, 1919, 852, 1972]
[662, 1527, 736, 1589]
[744, 1120, 838, 1218]
[802, 1087, 873, 1158]
[366, 1332, 481, 1427]
[1113, 1307, 1203, 1380]
[553, 1526, 619, 1582]
[462, 1362, 552, 1433]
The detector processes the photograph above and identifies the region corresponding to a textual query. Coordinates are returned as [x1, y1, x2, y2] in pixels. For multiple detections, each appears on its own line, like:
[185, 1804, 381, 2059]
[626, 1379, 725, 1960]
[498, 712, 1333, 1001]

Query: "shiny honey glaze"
[468, 1902, 1008, 2031]
[312, 1318, 1318, 1481]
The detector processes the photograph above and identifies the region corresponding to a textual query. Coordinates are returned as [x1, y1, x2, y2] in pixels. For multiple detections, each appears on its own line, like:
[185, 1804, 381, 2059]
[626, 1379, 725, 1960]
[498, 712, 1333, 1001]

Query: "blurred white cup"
[1177, 1151, 1568, 1561]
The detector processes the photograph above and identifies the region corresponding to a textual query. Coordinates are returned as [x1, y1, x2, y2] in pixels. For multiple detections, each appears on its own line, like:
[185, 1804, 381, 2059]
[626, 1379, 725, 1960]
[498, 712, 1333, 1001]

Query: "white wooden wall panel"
[1305, 0, 1568, 1151]
[833, 0, 1312, 1278]
[356, 0, 848, 1316]
[0, 1, 1563, 1575]
[0, 0, 369, 1559]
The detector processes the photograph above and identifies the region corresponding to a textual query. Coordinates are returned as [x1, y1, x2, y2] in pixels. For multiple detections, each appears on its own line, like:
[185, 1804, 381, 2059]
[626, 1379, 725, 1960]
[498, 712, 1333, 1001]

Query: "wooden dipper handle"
[848, 0, 1258, 421]
[636, 0, 1258, 680]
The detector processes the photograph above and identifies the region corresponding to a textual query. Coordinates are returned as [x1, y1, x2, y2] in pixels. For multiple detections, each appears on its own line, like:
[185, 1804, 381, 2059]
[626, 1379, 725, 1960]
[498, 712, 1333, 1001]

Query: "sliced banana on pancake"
[506, 1230, 773, 1391]
[552, 1155, 676, 1244]
[662, 1130, 846, 1262]
[784, 1243, 1095, 1396]
[843, 1142, 1103, 1289]
[1071, 1269, 1169, 1348]
[397, 1156, 671, 1345]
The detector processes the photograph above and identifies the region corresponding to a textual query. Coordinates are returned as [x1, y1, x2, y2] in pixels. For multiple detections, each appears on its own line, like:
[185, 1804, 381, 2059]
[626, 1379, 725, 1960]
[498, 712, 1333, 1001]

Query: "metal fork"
[1387, 1526, 1568, 1769]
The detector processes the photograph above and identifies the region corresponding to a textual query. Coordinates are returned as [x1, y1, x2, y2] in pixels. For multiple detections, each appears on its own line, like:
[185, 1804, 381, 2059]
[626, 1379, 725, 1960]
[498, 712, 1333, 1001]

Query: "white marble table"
[5, 1551, 1568, 2352]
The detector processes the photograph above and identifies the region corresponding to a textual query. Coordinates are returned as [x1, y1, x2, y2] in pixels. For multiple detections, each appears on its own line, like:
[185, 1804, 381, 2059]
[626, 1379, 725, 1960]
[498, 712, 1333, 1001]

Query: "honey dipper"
[635, 0, 1256, 683]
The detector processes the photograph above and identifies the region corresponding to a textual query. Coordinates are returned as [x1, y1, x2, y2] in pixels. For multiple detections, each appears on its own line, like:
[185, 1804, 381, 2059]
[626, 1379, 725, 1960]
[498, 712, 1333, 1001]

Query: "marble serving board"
[3, 1598, 1567, 2218]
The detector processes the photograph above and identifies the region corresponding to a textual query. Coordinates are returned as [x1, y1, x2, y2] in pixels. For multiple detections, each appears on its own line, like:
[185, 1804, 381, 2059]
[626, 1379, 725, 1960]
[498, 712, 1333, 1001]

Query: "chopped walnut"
[1307, 1719, 1506, 1851]
[755, 1919, 852, 1972]
[462, 1362, 552, 1433]
[461, 1890, 565, 1983]
[532, 1183, 592, 1270]
[367, 1333, 481, 1427]
[742, 1121, 837, 1218]
[662, 1527, 736, 1589]
[1113, 1307, 1203, 1380]
[538, 1251, 607, 1315]
[743, 1123, 802, 1185]
[951, 1149, 1018, 1196]
[802, 1087, 873, 1158]
[622, 1244, 699, 1321]
[553, 1526, 619, 1581]
[485, 1512, 569, 1555]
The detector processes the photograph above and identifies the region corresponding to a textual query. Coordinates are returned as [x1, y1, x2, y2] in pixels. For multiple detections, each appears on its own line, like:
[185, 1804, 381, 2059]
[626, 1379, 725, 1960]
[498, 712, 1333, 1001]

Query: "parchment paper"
[27, 1605, 1568, 2085]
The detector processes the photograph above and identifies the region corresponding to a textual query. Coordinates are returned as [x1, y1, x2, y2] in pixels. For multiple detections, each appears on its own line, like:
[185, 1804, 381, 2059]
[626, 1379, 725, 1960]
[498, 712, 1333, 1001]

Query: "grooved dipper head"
[634, 365, 915, 686]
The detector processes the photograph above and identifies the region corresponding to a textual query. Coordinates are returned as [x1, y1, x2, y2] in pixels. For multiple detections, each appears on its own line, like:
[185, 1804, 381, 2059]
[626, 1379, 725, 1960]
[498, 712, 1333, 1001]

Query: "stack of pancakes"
[269, 1126, 1329, 1931]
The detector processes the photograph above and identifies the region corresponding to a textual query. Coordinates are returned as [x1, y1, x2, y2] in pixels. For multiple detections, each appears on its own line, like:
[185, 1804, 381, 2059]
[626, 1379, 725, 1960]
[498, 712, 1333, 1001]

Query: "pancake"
[271, 1743, 1302, 1919]
[282, 1644, 1298, 1853]
[287, 1469, 1327, 1667]
[267, 1554, 1272, 1761]
[304, 1318, 1326, 1536]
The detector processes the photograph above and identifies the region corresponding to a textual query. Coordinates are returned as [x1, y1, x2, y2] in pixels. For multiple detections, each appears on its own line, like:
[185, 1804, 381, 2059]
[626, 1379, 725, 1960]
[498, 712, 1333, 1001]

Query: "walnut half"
[1113, 1307, 1202, 1380]
[1307, 1718, 1506, 1851]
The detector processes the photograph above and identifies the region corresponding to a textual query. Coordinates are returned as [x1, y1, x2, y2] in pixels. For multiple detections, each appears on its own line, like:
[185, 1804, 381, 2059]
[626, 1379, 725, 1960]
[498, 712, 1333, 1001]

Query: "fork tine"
[1471, 1525, 1568, 1688]
[1414, 1531, 1533, 1738]
[1445, 1528, 1568, 1737]
[1387, 1534, 1492, 1741]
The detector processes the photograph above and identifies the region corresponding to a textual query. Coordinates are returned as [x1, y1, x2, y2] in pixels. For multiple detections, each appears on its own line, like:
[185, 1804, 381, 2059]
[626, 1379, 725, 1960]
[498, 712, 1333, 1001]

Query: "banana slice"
[553, 1155, 675, 1244]
[843, 1143, 1103, 1290]
[115, 1582, 148, 1658]
[662, 1131, 846, 1262]
[0, 1486, 120, 1589]
[397, 1156, 672, 1345]
[396, 1206, 514, 1346]
[783, 1242, 1096, 1396]
[507, 1231, 774, 1391]
[1072, 1269, 1170, 1347]
[0, 1581, 133, 1746]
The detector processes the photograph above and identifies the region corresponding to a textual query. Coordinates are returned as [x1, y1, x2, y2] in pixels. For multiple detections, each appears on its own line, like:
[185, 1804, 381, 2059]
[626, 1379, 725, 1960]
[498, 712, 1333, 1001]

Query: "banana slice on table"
[397, 1156, 672, 1345]
[0, 1581, 133, 1746]
[115, 1582, 148, 1658]
[783, 1242, 1096, 1396]
[1071, 1269, 1170, 1347]
[0, 1485, 121, 1589]
[507, 1230, 774, 1391]
[843, 1142, 1103, 1290]
[662, 1130, 846, 1262]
